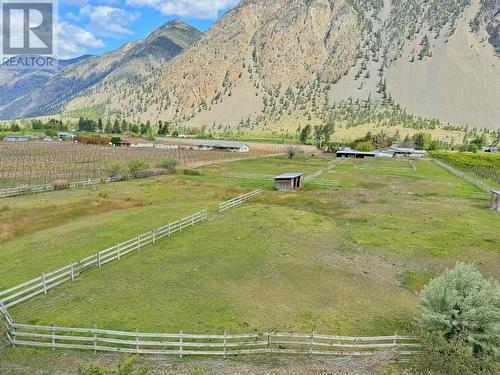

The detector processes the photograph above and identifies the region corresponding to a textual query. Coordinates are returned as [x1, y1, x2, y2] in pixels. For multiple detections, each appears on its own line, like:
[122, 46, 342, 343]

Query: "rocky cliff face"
[2, 0, 499, 130]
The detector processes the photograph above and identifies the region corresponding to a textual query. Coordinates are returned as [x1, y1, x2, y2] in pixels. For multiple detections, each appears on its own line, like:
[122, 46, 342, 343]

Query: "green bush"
[354, 140, 376, 151]
[127, 159, 149, 177]
[468, 143, 479, 153]
[182, 169, 202, 176]
[157, 158, 178, 171]
[412, 263, 500, 374]
[103, 161, 126, 178]
[418, 263, 499, 353]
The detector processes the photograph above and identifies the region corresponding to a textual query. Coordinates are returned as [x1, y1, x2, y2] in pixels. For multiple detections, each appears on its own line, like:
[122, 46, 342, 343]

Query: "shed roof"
[336, 150, 377, 156]
[492, 189, 500, 196]
[274, 173, 304, 179]
[193, 140, 248, 148]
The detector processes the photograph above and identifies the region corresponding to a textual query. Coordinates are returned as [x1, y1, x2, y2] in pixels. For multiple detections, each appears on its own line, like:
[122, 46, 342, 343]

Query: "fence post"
[267, 330, 271, 350]
[97, 252, 101, 269]
[51, 323, 55, 352]
[168, 223, 171, 237]
[42, 273, 47, 295]
[393, 332, 398, 354]
[93, 324, 97, 353]
[138, 235, 141, 251]
[117, 244, 121, 260]
[224, 330, 227, 357]
[309, 331, 315, 355]
[191, 215, 195, 227]
[152, 229, 156, 245]
[136, 329, 140, 354]
[179, 330, 183, 359]
[70, 263, 75, 282]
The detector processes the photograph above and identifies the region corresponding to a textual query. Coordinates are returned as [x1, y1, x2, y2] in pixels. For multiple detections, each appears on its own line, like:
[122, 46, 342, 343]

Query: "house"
[119, 138, 155, 148]
[274, 173, 304, 191]
[4, 135, 30, 142]
[491, 190, 500, 212]
[193, 140, 250, 153]
[57, 132, 76, 141]
[336, 149, 377, 159]
[386, 147, 427, 158]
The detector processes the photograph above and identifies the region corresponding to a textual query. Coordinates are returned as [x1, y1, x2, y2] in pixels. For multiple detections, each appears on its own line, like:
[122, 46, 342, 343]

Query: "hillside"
[0, 20, 201, 120]
[1, 0, 499, 133]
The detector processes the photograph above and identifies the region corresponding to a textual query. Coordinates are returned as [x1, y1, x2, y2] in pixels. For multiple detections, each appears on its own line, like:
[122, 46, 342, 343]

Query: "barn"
[491, 190, 500, 212]
[336, 149, 377, 159]
[274, 173, 304, 191]
[4, 135, 30, 142]
[193, 140, 250, 153]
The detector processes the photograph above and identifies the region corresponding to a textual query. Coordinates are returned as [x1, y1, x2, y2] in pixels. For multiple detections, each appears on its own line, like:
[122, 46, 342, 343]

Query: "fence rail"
[432, 159, 493, 192]
[0, 170, 169, 199]
[0, 308, 419, 357]
[0, 210, 208, 309]
[218, 189, 262, 213]
[304, 158, 346, 185]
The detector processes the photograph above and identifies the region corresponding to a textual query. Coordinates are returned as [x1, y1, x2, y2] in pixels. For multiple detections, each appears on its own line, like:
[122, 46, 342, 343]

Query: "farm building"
[336, 149, 377, 158]
[57, 132, 75, 141]
[193, 140, 250, 153]
[119, 138, 155, 148]
[491, 190, 500, 212]
[3, 135, 30, 142]
[274, 173, 304, 191]
[386, 147, 427, 158]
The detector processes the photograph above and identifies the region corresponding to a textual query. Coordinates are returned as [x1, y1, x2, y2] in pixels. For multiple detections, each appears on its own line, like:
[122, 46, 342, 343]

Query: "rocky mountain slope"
[2, 0, 499, 131]
[0, 20, 201, 120]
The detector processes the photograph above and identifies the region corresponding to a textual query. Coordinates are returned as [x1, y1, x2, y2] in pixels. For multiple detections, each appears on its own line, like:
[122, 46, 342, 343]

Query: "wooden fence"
[0, 210, 208, 309]
[0, 170, 169, 199]
[432, 159, 493, 192]
[304, 158, 346, 184]
[218, 189, 262, 213]
[0, 304, 419, 358]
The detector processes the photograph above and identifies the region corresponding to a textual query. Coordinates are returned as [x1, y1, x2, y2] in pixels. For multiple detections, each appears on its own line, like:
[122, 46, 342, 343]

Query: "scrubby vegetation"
[413, 263, 500, 374]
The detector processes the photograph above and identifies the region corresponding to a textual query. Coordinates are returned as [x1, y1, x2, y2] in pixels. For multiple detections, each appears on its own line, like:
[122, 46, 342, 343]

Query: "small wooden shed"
[491, 190, 500, 212]
[274, 173, 304, 191]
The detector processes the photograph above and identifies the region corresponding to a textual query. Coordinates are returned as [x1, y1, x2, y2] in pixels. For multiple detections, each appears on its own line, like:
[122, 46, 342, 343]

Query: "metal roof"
[193, 140, 248, 148]
[492, 189, 500, 195]
[336, 150, 377, 156]
[274, 173, 304, 179]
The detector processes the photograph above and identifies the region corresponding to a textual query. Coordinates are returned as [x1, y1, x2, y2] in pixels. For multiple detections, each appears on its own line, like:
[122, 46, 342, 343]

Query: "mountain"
[2, 1, 499, 131]
[0, 55, 92, 112]
[0, 20, 201, 120]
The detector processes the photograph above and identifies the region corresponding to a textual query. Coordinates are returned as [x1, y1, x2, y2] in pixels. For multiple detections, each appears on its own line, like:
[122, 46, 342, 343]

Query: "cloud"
[81, 5, 139, 37]
[57, 22, 104, 58]
[126, 0, 238, 19]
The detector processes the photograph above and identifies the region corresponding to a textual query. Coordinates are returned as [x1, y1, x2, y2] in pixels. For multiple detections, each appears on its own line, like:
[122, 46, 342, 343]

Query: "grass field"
[1, 155, 499, 372]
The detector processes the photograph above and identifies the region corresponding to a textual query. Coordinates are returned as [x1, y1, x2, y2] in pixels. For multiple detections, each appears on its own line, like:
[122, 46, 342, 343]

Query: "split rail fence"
[0, 170, 169, 199]
[0, 210, 208, 309]
[218, 189, 262, 213]
[0, 304, 419, 357]
[432, 159, 493, 192]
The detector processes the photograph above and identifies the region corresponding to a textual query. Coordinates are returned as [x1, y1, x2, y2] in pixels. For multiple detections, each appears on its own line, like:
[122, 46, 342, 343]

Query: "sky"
[2, 0, 239, 59]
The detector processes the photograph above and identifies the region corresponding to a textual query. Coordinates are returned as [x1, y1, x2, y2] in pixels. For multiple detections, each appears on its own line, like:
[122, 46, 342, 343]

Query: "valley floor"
[0, 155, 499, 373]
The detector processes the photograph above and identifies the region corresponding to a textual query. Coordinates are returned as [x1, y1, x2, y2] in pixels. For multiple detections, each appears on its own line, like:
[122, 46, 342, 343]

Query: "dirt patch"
[0, 198, 144, 241]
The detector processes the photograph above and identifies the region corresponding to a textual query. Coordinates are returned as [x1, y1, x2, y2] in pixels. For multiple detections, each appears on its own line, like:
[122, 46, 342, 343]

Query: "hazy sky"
[56, 0, 239, 58]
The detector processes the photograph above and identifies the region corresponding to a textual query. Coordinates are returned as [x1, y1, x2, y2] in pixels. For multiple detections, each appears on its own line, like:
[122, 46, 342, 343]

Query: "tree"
[97, 118, 103, 133]
[104, 119, 112, 134]
[157, 159, 178, 173]
[299, 125, 311, 144]
[285, 146, 296, 159]
[121, 119, 128, 133]
[112, 119, 121, 134]
[10, 123, 21, 132]
[418, 263, 500, 355]
[414, 133, 426, 150]
[355, 140, 375, 151]
[127, 159, 149, 178]
[468, 143, 479, 153]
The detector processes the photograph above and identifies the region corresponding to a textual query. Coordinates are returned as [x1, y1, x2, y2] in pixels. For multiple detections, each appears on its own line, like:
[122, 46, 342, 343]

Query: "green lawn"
[1, 156, 499, 372]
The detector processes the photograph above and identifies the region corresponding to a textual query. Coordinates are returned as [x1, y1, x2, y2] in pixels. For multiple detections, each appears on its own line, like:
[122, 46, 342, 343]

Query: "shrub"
[103, 161, 126, 179]
[418, 263, 499, 355]
[354, 140, 376, 151]
[127, 159, 149, 177]
[468, 143, 479, 153]
[182, 169, 202, 176]
[51, 179, 69, 190]
[157, 158, 178, 172]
